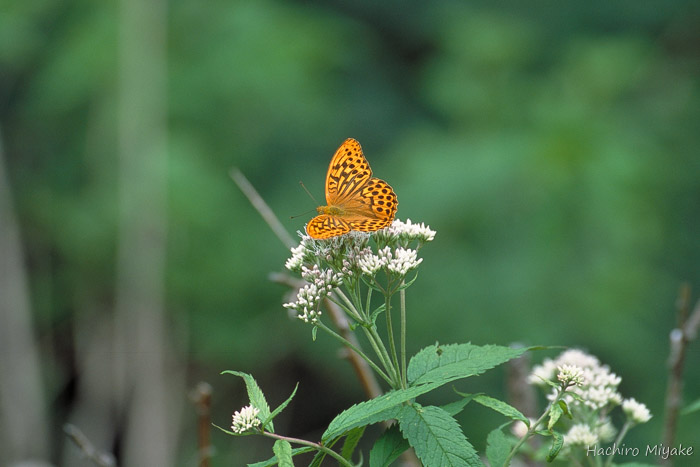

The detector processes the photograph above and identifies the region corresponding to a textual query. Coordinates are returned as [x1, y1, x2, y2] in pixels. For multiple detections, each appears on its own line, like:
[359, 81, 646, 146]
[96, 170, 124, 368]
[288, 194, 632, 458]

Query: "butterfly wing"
[346, 177, 398, 232]
[325, 138, 372, 205]
[306, 214, 352, 239]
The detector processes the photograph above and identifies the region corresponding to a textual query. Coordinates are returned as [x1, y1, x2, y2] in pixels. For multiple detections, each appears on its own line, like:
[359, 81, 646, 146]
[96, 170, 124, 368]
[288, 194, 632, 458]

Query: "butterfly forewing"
[325, 138, 372, 205]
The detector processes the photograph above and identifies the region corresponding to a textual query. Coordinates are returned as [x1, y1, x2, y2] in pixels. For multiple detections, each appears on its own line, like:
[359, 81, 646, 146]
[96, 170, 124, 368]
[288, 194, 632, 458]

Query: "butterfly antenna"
[290, 181, 319, 219]
[299, 180, 318, 204]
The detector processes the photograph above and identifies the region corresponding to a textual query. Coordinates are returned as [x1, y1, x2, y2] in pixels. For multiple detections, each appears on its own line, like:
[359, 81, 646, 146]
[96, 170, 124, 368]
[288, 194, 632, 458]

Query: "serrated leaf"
[397, 403, 483, 467]
[485, 428, 512, 467]
[222, 371, 274, 432]
[369, 425, 409, 467]
[469, 394, 529, 426]
[341, 426, 366, 461]
[548, 402, 563, 431]
[546, 431, 563, 462]
[247, 446, 314, 467]
[264, 383, 298, 429]
[273, 440, 293, 467]
[407, 343, 528, 386]
[323, 381, 442, 442]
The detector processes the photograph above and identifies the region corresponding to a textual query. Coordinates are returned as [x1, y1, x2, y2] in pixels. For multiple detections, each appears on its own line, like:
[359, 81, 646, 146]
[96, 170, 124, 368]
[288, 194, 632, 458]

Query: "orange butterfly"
[306, 138, 398, 239]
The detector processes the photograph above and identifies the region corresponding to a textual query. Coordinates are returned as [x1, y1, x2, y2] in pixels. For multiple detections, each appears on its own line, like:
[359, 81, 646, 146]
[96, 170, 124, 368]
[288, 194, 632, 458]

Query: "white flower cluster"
[375, 218, 436, 244]
[231, 405, 261, 434]
[285, 242, 307, 271]
[283, 265, 343, 324]
[564, 423, 599, 447]
[530, 349, 622, 410]
[557, 364, 585, 387]
[622, 397, 652, 424]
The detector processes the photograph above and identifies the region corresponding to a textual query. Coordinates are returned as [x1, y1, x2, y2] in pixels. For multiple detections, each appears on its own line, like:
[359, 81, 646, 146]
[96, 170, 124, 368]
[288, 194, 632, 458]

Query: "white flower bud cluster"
[231, 405, 261, 434]
[622, 397, 652, 424]
[530, 349, 622, 410]
[283, 265, 343, 325]
[564, 423, 599, 447]
[374, 218, 436, 244]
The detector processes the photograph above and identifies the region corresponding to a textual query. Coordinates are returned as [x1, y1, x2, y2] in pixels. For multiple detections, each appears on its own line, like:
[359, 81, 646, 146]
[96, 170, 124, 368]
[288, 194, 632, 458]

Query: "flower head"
[565, 423, 598, 447]
[622, 398, 652, 424]
[530, 349, 622, 410]
[231, 405, 261, 434]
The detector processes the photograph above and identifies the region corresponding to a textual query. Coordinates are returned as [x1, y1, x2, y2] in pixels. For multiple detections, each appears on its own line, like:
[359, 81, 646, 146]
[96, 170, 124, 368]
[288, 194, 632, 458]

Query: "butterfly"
[306, 138, 398, 239]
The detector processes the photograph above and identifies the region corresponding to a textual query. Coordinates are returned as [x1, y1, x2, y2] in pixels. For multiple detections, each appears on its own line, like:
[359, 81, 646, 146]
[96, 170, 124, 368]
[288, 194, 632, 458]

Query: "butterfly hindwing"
[306, 215, 351, 239]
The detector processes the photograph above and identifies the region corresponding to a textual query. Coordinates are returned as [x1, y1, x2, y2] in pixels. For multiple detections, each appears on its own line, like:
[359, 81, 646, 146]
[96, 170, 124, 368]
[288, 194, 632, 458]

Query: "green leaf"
[546, 431, 563, 462]
[222, 370, 274, 433]
[469, 393, 530, 426]
[369, 425, 409, 467]
[407, 343, 528, 386]
[247, 447, 315, 467]
[273, 440, 293, 467]
[441, 393, 475, 417]
[681, 397, 700, 415]
[264, 383, 298, 429]
[397, 403, 483, 467]
[323, 381, 442, 442]
[485, 428, 512, 467]
[341, 426, 366, 461]
[547, 402, 563, 431]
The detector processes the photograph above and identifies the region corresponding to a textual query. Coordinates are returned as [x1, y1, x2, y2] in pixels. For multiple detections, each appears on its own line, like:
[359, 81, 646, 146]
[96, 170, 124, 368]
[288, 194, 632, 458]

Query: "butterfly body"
[306, 138, 398, 239]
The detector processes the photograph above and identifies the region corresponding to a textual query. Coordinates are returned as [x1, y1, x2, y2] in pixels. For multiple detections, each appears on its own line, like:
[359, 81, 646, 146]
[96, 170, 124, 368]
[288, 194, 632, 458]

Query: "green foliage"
[272, 440, 293, 467]
[369, 425, 408, 467]
[407, 343, 527, 385]
[485, 428, 512, 467]
[397, 403, 481, 467]
[3, 1, 700, 465]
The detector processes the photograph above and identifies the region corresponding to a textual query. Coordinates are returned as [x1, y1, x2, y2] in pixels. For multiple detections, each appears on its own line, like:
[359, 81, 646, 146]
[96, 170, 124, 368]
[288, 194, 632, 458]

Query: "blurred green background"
[1, 0, 699, 465]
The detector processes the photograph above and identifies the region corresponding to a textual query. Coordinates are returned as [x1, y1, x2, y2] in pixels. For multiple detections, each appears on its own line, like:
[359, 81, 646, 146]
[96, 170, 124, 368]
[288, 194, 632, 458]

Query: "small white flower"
[622, 398, 652, 424]
[231, 405, 261, 434]
[285, 243, 306, 271]
[283, 282, 325, 324]
[357, 252, 384, 275]
[386, 247, 422, 275]
[565, 423, 598, 447]
[557, 364, 584, 387]
[596, 419, 617, 442]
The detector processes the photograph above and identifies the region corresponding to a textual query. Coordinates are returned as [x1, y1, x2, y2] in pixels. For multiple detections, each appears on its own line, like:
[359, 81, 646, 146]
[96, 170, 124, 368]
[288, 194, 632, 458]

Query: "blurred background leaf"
[1, 0, 699, 465]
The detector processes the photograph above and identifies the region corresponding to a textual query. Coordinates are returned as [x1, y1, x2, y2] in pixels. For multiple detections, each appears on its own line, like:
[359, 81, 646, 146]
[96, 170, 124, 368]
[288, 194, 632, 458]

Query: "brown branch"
[230, 168, 296, 250]
[661, 284, 700, 465]
[190, 382, 213, 467]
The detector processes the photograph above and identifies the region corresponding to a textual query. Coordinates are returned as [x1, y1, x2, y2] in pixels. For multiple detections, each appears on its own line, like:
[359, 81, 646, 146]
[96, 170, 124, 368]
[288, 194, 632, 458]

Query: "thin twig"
[63, 424, 117, 467]
[190, 382, 213, 467]
[230, 168, 296, 249]
[661, 284, 700, 465]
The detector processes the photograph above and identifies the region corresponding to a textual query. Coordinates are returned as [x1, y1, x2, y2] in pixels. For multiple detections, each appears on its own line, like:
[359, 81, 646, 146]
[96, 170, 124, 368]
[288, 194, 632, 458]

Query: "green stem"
[384, 286, 401, 386]
[317, 322, 393, 386]
[331, 289, 363, 322]
[261, 431, 354, 467]
[400, 286, 407, 389]
[603, 420, 632, 467]
[502, 397, 557, 467]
